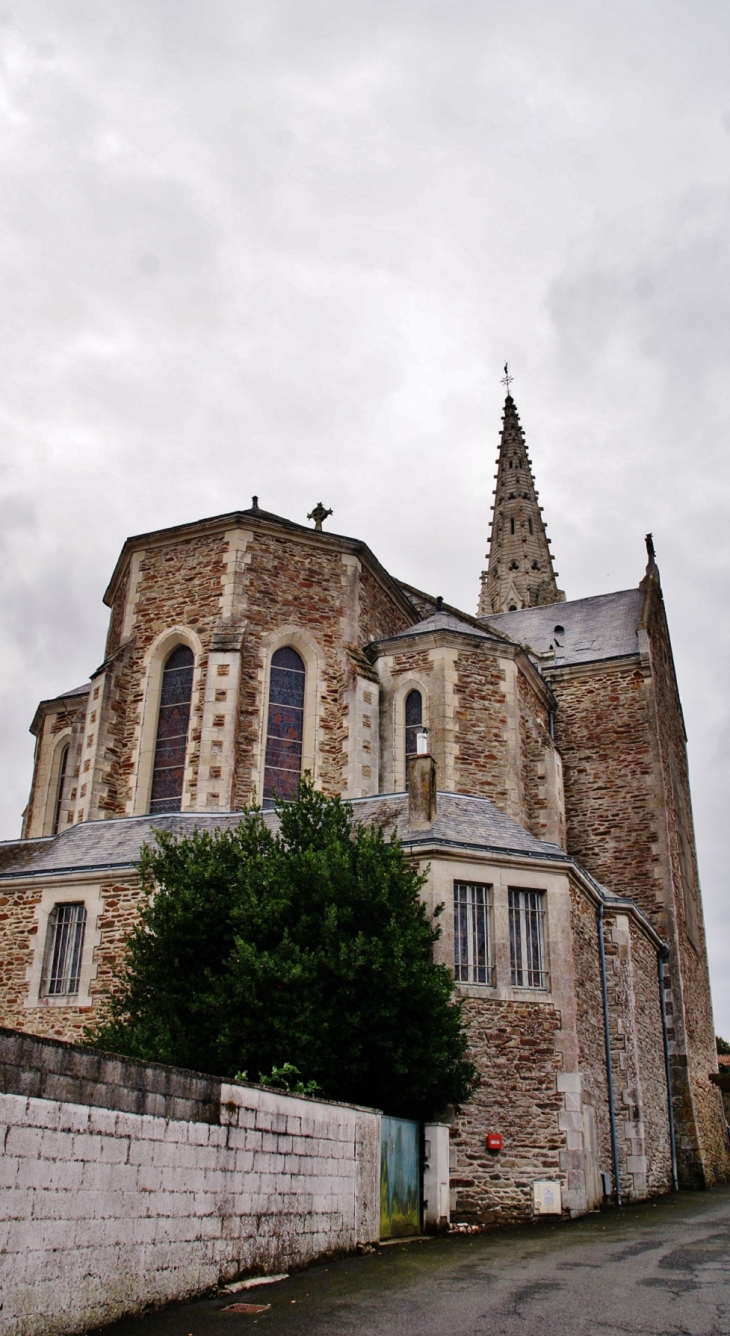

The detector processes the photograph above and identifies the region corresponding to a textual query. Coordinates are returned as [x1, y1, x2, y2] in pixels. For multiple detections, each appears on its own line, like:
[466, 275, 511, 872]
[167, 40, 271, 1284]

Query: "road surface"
[101, 1185, 730, 1336]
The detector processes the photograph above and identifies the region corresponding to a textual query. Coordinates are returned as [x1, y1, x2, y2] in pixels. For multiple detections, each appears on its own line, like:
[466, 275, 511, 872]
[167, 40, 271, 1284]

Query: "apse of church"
[4, 391, 729, 1219]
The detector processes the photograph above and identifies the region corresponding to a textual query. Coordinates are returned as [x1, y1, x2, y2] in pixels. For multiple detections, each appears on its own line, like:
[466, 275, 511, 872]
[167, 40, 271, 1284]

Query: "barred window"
[150, 645, 194, 815]
[263, 647, 305, 806]
[454, 882, 493, 985]
[43, 903, 87, 997]
[405, 689, 423, 773]
[509, 889, 547, 988]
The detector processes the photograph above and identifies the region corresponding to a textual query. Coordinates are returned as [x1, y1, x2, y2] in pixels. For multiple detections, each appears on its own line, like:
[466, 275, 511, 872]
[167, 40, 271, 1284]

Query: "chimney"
[408, 739, 437, 829]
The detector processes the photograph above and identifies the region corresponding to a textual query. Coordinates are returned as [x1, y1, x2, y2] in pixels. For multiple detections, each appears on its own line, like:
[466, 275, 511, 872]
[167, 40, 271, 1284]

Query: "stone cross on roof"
[307, 502, 333, 532]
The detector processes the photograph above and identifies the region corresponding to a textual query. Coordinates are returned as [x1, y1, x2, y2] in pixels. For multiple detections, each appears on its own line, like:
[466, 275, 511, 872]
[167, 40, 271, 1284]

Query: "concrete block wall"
[0, 1028, 380, 1336]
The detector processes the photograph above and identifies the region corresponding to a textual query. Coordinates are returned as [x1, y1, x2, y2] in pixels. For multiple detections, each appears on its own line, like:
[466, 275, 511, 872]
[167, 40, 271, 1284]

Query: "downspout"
[657, 947, 679, 1192]
[598, 903, 622, 1206]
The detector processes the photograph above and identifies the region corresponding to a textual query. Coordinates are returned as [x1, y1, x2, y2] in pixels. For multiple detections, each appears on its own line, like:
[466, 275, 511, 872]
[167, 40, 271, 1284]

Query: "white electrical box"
[533, 1180, 562, 1215]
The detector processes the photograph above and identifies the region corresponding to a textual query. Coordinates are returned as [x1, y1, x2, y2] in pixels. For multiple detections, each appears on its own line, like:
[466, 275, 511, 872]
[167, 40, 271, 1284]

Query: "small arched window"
[528, 518, 533, 535]
[52, 744, 69, 836]
[510, 517, 515, 534]
[263, 647, 305, 804]
[405, 689, 423, 774]
[149, 645, 194, 814]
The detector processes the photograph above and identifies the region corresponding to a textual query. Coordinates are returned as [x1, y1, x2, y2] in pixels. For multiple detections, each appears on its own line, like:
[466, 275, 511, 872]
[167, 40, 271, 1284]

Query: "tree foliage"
[87, 779, 478, 1120]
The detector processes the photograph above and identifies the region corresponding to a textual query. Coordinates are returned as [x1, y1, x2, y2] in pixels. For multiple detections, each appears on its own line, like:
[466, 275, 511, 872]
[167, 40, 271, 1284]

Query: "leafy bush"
[87, 778, 477, 1120]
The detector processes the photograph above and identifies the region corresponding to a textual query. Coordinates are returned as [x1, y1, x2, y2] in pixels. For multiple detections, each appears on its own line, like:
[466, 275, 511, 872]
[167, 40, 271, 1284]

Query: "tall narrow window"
[510, 516, 515, 534]
[454, 882, 493, 985]
[52, 743, 69, 835]
[149, 645, 194, 814]
[509, 889, 547, 988]
[404, 689, 423, 775]
[43, 903, 87, 997]
[263, 647, 305, 805]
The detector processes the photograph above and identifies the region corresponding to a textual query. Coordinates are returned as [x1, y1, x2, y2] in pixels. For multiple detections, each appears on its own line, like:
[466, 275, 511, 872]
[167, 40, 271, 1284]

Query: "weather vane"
[501, 362, 513, 395]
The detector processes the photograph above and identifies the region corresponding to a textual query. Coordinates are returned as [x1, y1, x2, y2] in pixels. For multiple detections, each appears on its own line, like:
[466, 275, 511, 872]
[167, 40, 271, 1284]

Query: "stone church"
[0, 393, 727, 1224]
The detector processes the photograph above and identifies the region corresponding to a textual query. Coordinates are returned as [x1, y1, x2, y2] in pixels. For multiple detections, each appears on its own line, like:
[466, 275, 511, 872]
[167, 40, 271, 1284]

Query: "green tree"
[87, 778, 478, 1120]
[717, 1036, 730, 1056]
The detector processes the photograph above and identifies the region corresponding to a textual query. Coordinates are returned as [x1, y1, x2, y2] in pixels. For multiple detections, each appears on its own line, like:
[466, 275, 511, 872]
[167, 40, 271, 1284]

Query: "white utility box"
[532, 1180, 562, 1215]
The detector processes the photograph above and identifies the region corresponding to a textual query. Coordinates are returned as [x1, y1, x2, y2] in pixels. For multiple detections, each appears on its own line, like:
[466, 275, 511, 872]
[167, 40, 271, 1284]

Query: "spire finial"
[501, 362, 514, 396]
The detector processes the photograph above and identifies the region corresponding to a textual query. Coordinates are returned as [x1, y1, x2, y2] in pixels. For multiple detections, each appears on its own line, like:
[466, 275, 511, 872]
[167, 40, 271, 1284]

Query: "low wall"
[0, 1028, 381, 1336]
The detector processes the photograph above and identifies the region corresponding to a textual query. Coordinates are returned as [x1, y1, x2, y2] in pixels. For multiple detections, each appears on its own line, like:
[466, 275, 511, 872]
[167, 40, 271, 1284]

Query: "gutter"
[598, 902, 622, 1207]
[658, 947, 679, 1192]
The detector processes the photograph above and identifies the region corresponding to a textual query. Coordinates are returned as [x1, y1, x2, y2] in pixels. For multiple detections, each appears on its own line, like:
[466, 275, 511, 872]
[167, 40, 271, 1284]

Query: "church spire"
[477, 393, 565, 616]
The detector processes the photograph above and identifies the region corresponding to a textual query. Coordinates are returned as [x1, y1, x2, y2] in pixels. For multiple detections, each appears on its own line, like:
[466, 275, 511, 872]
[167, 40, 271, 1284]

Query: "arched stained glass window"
[52, 743, 69, 836]
[149, 645, 194, 814]
[263, 647, 305, 805]
[405, 689, 423, 775]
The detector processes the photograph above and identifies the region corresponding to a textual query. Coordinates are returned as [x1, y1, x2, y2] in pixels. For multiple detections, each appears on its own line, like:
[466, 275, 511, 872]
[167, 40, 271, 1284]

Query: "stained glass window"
[405, 689, 423, 776]
[149, 644, 194, 814]
[52, 743, 69, 835]
[263, 646, 305, 805]
[44, 902, 87, 996]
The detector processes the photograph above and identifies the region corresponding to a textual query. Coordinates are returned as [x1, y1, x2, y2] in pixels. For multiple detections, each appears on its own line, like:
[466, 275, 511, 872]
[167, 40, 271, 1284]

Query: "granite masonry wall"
[642, 582, 729, 1186]
[0, 1028, 380, 1336]
[550, 579, 729, 1188]
[0, 876, 143, 1045]
[449, 996, 565, 1225]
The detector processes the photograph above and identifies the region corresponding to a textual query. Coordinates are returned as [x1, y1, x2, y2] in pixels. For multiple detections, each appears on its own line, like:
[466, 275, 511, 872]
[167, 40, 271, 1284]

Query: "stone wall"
[453, 646, 510, 810]
[0, 876, 143, 1046]
[641, 580, 729, 1186]
[0, 1027, 380, 1336]
[449, 996, 565, 1225]
[551, 660, 661, 914]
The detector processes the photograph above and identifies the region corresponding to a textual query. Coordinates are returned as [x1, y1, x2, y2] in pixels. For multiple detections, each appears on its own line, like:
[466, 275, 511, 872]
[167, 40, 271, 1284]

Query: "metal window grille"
[509, 889, 547, 988]
[454, 882, 493, 985]
[44, 903, 87, 997]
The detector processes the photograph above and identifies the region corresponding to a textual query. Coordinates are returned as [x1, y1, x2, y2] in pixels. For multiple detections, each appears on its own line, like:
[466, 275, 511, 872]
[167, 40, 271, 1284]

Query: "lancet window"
[263, 647, 305, 805]
[52, 743, 69, 836]
[405, 689, 423, 774]
[149, 645, 194, 814]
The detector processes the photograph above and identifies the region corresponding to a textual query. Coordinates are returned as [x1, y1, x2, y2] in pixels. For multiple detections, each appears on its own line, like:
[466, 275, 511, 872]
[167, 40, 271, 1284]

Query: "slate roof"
[0, 792, 567, 881]
[482, 589, 645, 667]
[378, 610, 495, 644]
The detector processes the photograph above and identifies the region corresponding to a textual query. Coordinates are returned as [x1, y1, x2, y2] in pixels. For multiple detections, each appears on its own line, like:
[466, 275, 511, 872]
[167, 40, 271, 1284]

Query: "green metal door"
[380, 1115, 420, 1239]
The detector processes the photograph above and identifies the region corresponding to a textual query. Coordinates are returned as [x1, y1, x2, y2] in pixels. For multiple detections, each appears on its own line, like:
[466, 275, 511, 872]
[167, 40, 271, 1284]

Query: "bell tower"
[478, 390, 565, 616]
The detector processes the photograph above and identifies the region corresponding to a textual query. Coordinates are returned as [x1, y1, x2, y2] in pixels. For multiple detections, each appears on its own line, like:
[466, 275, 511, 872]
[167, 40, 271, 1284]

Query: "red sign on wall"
[486, 1132, 503, 1152]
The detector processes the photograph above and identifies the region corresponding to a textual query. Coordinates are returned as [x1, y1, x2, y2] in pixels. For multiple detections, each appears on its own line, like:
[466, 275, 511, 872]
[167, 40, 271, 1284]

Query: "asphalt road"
[100, 1185, 730, 1336]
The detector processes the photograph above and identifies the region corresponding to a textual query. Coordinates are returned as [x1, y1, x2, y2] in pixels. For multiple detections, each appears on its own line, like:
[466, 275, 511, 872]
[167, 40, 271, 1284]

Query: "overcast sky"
[2, 0, 730, 1026]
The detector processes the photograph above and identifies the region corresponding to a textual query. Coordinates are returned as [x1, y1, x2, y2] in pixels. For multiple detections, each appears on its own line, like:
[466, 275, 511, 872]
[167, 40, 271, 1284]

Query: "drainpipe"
[657, 947, 679, 1192]
[598, 902, 622, 1207]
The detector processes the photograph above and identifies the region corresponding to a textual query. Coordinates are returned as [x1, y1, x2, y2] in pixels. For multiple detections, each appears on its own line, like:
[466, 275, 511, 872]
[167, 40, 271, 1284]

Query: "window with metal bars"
[453, 882, 493, 985]
[263, 646, 305, 806]
[43, 903, 87, 997]
[509, 888, 547, 988]
[149, 645, 194, 814]
[404, 689, 423, 775]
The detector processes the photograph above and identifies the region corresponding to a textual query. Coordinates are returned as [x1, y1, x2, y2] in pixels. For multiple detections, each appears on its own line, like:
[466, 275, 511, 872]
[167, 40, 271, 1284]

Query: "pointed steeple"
[477, 394, 565, 616]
